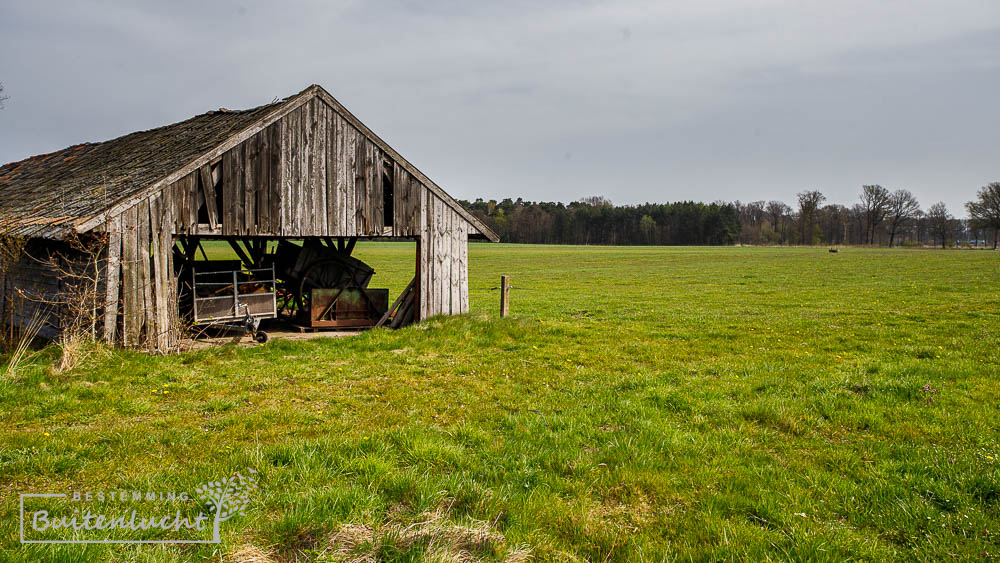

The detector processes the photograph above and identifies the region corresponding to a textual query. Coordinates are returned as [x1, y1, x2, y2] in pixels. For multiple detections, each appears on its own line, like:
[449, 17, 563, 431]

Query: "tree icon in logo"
[195, 468, 258, 542]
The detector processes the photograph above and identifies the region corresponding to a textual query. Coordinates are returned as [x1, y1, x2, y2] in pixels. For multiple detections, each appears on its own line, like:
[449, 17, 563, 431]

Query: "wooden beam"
[199, 164, 219, 231]
[228, 239, 254, 270]
[375, 276, 416, 328]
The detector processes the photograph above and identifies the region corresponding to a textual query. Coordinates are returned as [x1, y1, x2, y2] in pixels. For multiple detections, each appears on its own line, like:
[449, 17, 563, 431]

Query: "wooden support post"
[500, 275, 510, 318]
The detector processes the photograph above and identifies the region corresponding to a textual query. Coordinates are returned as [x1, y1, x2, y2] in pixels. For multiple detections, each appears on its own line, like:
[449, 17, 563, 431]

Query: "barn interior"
[167, 153, 417, 342]
[174, 235, 417, 343]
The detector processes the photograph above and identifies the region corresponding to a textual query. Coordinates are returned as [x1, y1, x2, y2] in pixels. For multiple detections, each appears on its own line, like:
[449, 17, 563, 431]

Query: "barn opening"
[0, 84, 499, 352]
[178, 236, 420, 340]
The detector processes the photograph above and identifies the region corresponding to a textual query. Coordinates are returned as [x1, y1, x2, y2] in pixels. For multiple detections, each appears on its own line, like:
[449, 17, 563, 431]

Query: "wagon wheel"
[275, 287, 296, 317]
[295, 260, 349, 313]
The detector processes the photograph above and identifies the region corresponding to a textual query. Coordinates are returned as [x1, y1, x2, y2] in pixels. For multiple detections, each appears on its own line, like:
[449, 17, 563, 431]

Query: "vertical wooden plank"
[235, 147, 246, 236]
[137, 199, 153, 350]
[408, 174, 420, 237]
[148, 195, 167, 352]
[326, 107, 339, 236]
[418, 187, 429, 320]
[103, 215, 122, 344]
[369, 149, 377, 234]
[290, 107, 302, 235]
[163, 197, 178, 349]
[170, 180, 181, 234]
[450, 210, 460, 314]
[377, 148, 384, 234]
[300, 103, 311, 235]
[309, 99, 323, 236]
[157, 192, 174, 351]
[300, 99, 312, 235]
[256, 129, 270, 235]
[279, 112, 291, 236]
[281, 110, 293, 237]
[459, 221, 469, 313]
[222, 148, 235, 235]
[186, 172, 199, 235]
[356, 136, 368, 235]
[393, 163, 404, 236]
[268, 122, 282, 235]
[427, 193, 438, 316]
[315, 102, 328, 236]
[147, 196, 160, 348]
[362, 141, 373, 234]
[326, 110, 340, 236]
[338, 117, 349, 236]
[244, 134, 257, 235]
[121, 206, 138, 346]
[344, 125, 357, 236]
[436, 197, 446, 315]
[177, 177, 188, 235]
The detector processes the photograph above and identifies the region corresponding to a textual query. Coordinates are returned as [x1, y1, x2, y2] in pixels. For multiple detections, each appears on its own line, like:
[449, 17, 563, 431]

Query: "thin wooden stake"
[500, 275, 510, 318]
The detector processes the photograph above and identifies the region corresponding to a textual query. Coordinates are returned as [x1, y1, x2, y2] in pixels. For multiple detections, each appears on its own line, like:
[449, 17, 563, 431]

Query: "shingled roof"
[0, 85, 498, 241]
[0, 99, 283, 238]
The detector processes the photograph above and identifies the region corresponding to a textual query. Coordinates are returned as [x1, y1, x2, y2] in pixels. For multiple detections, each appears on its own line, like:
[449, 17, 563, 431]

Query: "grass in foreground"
[1, 245, 999, 561]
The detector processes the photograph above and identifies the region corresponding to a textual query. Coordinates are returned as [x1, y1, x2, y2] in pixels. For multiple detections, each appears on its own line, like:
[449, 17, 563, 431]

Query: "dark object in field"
[829, 248, 839, 253]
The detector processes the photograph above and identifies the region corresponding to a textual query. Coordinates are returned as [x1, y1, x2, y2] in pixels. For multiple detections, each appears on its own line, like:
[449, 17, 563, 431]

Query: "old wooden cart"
[192, 263, 277, 342]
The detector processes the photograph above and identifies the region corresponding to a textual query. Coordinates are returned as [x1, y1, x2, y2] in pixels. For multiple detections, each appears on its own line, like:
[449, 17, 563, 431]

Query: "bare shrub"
[2, 308, 45, 380]
[15, 232, 108, 371]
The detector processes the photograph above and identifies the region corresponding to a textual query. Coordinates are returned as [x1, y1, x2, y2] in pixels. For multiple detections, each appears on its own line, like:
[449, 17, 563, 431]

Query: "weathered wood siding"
[101, 191, 177, 352]
[418, 194, 469, 319]
[0, 240, 66, 341]
[164, 96, 478, 243]
[159, 95, 473, 322]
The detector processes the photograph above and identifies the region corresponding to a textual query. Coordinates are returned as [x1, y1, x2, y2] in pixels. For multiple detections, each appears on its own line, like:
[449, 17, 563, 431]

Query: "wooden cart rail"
[192, 265, 277, 323]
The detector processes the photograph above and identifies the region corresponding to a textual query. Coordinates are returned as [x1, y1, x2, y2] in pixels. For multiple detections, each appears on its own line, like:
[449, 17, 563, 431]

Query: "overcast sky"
[2, 1, 998, 215]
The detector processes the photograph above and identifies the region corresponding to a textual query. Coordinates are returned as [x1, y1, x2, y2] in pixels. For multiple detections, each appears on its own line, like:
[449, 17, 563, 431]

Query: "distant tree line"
[463, 183, 1000, 248]
[463, 197, 740, 245]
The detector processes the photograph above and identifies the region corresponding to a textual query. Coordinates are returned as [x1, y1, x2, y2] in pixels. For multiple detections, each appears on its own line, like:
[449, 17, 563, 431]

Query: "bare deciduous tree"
[859, 185, 891, 245]
[966, 182, 1000, 249]
[926, 202, 953, 249]
[0, 82, 7, 109]
[796, 190, 825, 245]
[886, 189, 920, 248]
[765, 200, 791, 243]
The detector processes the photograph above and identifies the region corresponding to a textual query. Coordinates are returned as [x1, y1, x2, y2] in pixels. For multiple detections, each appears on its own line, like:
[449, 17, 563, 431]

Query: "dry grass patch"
[323, 509, 530, 562]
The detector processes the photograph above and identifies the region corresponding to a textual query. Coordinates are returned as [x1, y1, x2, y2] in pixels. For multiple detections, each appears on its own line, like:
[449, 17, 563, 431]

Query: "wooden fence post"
[500, 275, 510, 318]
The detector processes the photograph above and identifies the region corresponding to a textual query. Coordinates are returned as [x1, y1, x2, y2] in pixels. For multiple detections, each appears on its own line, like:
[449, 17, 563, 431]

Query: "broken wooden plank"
[199, 164, 218, 231]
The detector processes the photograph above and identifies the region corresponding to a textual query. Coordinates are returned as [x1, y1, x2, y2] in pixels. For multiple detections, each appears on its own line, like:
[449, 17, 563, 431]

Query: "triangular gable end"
[72, 85, 499, 242]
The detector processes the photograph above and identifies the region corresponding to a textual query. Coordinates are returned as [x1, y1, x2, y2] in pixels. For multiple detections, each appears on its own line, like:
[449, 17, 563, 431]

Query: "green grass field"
[2, 245, 999, 561]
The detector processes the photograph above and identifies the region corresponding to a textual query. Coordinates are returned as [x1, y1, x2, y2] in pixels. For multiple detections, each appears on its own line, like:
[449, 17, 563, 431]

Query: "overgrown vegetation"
[1, 245, 998, 560]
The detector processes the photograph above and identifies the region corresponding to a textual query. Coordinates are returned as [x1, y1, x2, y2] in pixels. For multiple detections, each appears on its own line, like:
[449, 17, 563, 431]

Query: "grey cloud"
[1, 0, 998, 215]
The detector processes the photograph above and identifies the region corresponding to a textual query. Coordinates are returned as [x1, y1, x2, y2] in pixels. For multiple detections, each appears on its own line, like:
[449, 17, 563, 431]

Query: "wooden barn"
[0, 84, 498, 352]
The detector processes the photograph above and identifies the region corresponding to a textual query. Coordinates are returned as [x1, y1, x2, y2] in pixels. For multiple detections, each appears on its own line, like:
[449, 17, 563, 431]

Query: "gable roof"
[0, 85, 498, 241]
